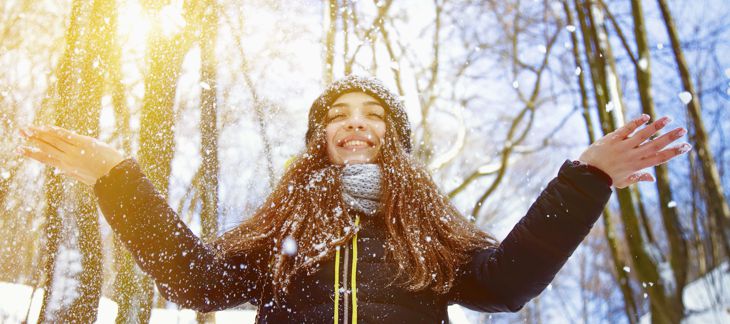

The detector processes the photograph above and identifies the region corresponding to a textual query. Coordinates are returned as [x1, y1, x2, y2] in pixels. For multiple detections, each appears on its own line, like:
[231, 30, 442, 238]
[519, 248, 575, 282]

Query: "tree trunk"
[113, 1, 200, 322]
[196, 1, 219, 323]
[37, 0, 84, 319]
[574, 1, 681, 322]
[324, 0, 337, 85]
[630, 0, 687, 318]
[563, 2, 638, 321]
[656, 0, 730, 259]
[37, 0, 115, 321]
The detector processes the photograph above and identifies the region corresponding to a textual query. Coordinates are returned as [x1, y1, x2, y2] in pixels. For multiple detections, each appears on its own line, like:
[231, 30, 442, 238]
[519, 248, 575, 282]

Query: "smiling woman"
[16, 74, 691, 323]
[325, 92, 387, 165]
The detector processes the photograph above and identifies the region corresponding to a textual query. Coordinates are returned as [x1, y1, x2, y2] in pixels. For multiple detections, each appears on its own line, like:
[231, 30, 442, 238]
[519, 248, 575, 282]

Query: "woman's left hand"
[577, 114, 691, 189]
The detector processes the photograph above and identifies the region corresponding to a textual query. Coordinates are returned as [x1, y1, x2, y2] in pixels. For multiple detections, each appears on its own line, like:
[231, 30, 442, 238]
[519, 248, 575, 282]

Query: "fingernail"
[662, 117, 673, 125]
[676, 128, 687, 137]
[677, 143, 692, 154]
[640, 114, 649, 121]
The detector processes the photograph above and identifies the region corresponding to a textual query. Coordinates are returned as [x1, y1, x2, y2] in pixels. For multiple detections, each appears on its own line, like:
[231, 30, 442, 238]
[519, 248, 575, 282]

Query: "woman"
[17, 75, 690, 323]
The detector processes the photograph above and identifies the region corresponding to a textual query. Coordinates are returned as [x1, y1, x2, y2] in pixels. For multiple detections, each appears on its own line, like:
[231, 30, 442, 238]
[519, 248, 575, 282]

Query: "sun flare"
[117, 0, 186, 52]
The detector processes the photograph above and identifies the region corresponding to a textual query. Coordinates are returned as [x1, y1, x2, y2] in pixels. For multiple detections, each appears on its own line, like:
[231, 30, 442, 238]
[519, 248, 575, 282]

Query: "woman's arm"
[17, 126, 264, 312]
[448, 159, 611, 312]
[448, 114, 690, 312]
[94, 158, 265, 312]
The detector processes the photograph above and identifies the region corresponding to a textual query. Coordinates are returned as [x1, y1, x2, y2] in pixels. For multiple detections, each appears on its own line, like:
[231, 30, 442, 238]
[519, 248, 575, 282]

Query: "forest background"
[0, 0, 728, 323]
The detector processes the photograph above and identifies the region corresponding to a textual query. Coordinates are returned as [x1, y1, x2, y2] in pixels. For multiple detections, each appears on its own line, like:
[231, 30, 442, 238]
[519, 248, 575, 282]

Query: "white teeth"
[343, 140, 369, 148]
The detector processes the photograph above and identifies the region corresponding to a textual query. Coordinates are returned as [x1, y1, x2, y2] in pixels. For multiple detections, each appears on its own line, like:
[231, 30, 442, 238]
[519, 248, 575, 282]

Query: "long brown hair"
[215, 119, 499, 297]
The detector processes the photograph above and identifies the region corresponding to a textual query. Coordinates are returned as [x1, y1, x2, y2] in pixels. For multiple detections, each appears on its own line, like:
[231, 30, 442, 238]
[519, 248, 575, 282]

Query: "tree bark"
[196, 1, 219, 322]
[562, 2, 638, 321]
[574, 1, 681, 322]
[656, 0, 730, 259]
[324, 0, 337, 85]
[113, 1, 201, 322]
[37, 0, 116, 321]
[630, 0, 687, 318]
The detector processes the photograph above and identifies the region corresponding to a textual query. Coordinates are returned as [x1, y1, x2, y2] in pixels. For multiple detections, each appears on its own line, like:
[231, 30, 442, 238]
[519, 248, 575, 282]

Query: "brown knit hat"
[305, 74, 412, 153]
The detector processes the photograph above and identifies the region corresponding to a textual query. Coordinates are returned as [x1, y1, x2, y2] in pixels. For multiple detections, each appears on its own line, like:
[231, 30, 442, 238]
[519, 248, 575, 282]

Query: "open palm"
[578, 114, 691, 189]
[16, 125, 126, 186]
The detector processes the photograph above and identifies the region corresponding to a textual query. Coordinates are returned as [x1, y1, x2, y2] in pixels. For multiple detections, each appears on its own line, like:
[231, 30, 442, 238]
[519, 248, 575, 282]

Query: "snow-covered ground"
[0, 281, 471, 323]
[640, 261, 730, 324]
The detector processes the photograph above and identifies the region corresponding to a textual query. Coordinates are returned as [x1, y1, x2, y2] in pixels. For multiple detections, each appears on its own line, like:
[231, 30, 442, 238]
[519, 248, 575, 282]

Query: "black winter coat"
[93, 158, 612, 323]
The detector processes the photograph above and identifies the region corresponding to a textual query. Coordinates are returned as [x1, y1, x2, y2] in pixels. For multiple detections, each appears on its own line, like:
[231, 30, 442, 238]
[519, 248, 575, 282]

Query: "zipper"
[333, 215, 360, 324]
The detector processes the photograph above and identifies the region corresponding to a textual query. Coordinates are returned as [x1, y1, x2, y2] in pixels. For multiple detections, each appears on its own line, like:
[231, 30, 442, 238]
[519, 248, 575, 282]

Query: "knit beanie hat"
[305, 74, 412, 153]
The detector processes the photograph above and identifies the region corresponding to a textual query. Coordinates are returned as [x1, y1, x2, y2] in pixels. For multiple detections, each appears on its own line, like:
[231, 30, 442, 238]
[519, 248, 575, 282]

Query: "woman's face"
[325, 92, 387, 165]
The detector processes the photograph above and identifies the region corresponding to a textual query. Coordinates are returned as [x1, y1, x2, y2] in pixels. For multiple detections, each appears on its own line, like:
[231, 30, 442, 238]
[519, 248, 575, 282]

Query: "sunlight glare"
[118, 1, 150, 52]
[117, 0, 186, 51]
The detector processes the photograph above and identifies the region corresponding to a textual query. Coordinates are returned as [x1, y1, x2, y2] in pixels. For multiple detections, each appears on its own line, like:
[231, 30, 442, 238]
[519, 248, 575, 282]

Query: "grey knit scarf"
[341, 164, 382, 215]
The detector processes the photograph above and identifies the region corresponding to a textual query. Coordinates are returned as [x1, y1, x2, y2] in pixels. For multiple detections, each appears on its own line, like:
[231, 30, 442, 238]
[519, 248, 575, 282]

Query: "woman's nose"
[344, 115, 367, 131]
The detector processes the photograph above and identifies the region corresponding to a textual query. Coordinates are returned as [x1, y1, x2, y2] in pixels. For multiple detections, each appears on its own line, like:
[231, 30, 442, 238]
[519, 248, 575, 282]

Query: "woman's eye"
[327, 114, 345, 122]
[370, 114, 384, 119]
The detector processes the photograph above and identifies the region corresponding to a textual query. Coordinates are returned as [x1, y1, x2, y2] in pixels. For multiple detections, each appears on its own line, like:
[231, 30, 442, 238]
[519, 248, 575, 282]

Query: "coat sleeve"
[447, 159, 612, 312]
[93, 157, 267, 312]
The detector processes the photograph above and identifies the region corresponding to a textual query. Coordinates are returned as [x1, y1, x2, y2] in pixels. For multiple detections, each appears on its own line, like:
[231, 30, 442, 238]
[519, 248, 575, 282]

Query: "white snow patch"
[282, 236, 298, 256]
[658, 261, 677, 297]
[0, 281, 258, 324]
[678, 91, 692, 104]
[0, 282, 471, 324]
[639, 262, 730, 324]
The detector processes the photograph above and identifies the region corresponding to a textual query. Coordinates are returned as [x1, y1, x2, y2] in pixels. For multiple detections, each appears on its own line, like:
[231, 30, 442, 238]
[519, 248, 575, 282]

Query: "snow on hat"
[305, 74, 412, 153]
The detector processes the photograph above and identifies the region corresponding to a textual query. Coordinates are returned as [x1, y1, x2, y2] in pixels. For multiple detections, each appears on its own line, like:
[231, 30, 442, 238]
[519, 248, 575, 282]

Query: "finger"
[639, 143, 692, 169]
[21, 127, 76, 154]
[626, 116, 672, 147]
[611, 114, 650, 141]
[17, 145, 64, 169]
[636, 127, 687, 153]
[638, 173, 655, 182]
[626, 172, 655, 186]
[30, 125, 90, 148]
[42, 125, 81, 148]
[24, 134, 67, 158]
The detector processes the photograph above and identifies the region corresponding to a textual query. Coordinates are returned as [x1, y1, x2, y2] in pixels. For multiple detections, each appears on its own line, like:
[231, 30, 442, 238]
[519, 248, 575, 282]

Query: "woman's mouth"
[337, 136, 376, 150]
[342, 140, 371, 149]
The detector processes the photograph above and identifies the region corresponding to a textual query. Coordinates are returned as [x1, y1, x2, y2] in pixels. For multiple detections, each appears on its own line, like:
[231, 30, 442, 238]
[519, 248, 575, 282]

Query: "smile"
[342, 140, 372, 149]
[337, 135, 376, 149]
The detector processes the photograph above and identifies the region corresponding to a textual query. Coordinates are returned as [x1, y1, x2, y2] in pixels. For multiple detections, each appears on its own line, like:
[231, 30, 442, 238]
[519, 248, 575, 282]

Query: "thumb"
[626, 172, 654, 186]
[639, 173, 655, 182]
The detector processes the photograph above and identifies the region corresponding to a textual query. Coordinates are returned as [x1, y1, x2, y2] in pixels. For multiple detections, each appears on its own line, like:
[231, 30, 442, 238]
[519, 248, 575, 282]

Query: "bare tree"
[656, 0, 730, 260]
[37, 0, 117, 321]
[112, 1, 203, 322]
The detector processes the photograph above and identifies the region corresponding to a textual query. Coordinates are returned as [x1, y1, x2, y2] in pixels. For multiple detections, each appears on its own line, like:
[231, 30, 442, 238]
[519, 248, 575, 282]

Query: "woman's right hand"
[16, 125, 126, 186]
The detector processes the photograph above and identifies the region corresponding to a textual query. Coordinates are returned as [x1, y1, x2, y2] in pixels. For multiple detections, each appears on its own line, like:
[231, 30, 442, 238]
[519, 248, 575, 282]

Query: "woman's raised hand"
[16, 125, 126, 186]
[578, 114, 691, 189]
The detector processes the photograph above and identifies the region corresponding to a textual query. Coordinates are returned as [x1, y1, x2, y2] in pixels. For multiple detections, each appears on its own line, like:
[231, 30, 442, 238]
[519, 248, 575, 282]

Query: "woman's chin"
[332, 153, 378, 165]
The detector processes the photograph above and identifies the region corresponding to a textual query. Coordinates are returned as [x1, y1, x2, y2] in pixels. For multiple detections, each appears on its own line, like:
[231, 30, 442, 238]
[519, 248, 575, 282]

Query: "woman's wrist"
[571, 160, 613, 187]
